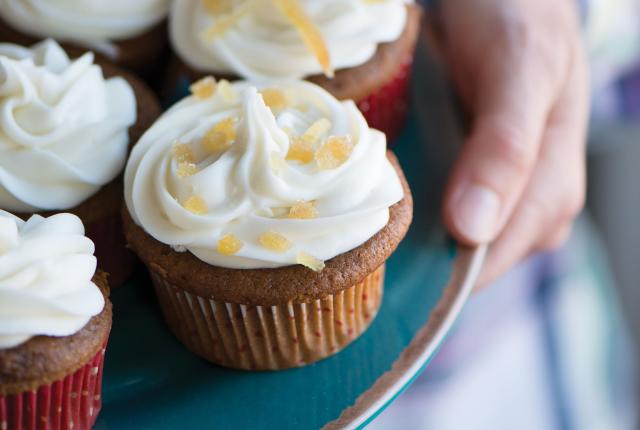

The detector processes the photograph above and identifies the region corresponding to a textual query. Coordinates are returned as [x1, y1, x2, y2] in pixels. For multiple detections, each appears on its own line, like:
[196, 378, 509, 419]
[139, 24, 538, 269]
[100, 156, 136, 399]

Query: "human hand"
[437, 0, 589, 286]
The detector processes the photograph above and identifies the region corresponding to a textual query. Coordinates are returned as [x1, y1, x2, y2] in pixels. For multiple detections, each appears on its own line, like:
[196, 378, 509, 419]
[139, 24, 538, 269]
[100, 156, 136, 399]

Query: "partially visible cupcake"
[166, 0, 421, 142]
[0, 211, 112, 430]
[0, 39, 160, 286]
[0, 0, 170, 75]
[124, 77, 412, 370]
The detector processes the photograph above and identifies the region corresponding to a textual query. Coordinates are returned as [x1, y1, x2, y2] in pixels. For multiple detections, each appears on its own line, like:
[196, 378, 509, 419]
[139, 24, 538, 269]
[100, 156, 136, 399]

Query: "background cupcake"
[0, 211, 112, 430]
[0, 39, 160, 286]
[123, 77, 412, 370]
[0, 0, 171, 76]
[166, 0, 421, 141]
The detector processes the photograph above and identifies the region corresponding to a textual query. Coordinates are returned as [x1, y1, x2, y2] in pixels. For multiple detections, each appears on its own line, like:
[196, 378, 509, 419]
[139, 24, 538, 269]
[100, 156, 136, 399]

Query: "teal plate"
[94, 37, 486, 430]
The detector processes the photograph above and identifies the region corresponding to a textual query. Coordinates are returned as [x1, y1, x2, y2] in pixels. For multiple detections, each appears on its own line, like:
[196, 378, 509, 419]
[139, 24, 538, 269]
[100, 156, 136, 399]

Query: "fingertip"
[445, 181, 501, 245]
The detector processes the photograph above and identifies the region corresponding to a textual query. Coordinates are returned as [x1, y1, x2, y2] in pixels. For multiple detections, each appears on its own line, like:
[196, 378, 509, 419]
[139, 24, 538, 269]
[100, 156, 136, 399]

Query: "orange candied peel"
[260, 88, 288, 111]
[172, 142, 196, 163]
[296, 251, 325, 272]
[217, 233, 243, 255]
[176, 161, 199, 178]
[288, 200, 318, 219]
[259, 231, 292, 252]
[202, 117, 237, 153]
[182, 195, 208, 214]
[273, 0, 334, 78]
[315, 135, 353, 170]
[190, 76, 217, 99]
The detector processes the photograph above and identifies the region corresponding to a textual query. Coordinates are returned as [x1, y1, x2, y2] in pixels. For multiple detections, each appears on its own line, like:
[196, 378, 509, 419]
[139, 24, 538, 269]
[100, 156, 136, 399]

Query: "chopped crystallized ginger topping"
[273, 0, 334, 77]
[260, 88, 288, 111]
[190, 76, 217, 99]
[217, 79, 237, 102]
[217, 233, 243, 255]
[315, 135, 353, 170]
[203, 0, 261, 40]
[176, 162, 199, 178]
[202, 0, 232, 14]
[183, 195, 208, 214]
[172, 143, 196, 163]
[288, 200, 318, 219]
[286, 137, 314, 164]
[301, 118, 331, 144]
[259, 231, 292, 252]
[296, 251, 325, 272]
[202, 117, 237, 153]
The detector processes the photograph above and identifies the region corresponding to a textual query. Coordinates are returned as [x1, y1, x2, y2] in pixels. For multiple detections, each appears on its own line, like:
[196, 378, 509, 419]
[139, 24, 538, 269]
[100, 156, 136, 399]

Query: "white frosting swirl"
[0, 39, 136, 212]
[0, 211, 104, 350]
[170, 0, 408, 80]
[0, 0, 170, 43]
[125, 80, 403, 269]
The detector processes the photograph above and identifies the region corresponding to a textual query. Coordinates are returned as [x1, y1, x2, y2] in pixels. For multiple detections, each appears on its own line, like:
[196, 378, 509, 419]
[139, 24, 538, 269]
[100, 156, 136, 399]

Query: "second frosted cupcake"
[124, 77, 412, 370]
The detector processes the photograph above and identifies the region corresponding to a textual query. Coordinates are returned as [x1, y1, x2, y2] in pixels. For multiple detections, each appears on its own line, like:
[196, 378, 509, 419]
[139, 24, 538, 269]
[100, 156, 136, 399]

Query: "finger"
[476, 48, 588, 287]
[539, 223, 573, 251]
[443, 28, 568, 246]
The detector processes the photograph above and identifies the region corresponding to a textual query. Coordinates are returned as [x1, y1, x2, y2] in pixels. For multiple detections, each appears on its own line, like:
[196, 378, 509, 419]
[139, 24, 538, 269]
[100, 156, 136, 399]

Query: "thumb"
[443, 41, 563, 245]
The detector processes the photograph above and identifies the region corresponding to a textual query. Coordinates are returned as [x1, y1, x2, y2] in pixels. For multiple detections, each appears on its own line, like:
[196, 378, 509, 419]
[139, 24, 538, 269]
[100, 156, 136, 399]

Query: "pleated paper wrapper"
[151, 265, 386, 370]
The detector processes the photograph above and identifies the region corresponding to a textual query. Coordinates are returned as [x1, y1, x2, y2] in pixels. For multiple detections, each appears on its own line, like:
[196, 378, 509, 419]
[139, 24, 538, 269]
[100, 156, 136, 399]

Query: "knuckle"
[481, 121, 536, 176]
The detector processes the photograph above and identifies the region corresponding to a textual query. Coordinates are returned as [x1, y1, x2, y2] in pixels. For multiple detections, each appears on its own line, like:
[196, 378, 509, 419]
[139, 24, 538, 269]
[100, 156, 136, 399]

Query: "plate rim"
[323, 244, 487, 430]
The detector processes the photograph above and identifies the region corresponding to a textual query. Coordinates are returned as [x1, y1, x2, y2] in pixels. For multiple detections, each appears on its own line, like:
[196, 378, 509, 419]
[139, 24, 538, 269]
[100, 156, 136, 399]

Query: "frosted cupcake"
[0, 40, 160, 286]
[0, 211, 111, 430]
[166, 0, 421, 141]
[0, 0, 171, 75]
[123, 77, 412, 370]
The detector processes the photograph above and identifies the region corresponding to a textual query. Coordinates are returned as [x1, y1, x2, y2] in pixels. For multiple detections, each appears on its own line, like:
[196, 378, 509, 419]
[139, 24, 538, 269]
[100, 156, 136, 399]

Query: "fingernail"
[450, 184, 500, 243]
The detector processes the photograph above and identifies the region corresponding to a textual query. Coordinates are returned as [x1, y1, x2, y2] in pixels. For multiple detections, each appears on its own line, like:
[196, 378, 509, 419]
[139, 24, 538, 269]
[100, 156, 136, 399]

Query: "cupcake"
[123, 77, 413, 370]
[0, 39, 161, 287]
[0, 211, 111, 430]
[166, 0, 421, 142]
[0, 0, 171, 75]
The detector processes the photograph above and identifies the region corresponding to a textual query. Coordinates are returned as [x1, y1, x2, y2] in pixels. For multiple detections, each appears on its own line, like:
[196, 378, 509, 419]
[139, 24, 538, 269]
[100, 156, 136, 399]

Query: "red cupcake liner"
[356, 59, 413, 144]
[0, 346, 106, 430]
[85, 213, 136, 288]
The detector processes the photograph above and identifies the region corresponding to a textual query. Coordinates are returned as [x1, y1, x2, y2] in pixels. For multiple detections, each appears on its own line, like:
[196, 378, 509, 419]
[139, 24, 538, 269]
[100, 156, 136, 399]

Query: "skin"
[436, 0, 589, 286]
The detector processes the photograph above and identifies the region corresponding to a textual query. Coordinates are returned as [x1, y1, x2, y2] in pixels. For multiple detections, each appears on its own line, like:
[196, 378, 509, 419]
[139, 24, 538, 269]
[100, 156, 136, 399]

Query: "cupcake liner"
[85, 213, 136, 288]
[356, 58, 413, 144]
[0, 345, 106, 430]
[150, 265, 385, 370]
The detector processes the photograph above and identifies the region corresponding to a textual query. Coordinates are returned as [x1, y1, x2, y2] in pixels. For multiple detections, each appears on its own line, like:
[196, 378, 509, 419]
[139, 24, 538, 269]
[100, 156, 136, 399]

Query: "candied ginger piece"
[260, 88, 288, 111]
[273, 0, 334, 78]
[259, 231, 292, 252]
[190, 76, 217, 99]
[217, 233, 243, 255]
[315, 135, 353, 170]
[296, 251, 325, 272]
[286, 137, 314, 164]
[202, 0, 261, 39]
[202, 0, 232, 14]
[301, 118, 331, 144]
[183, 195, 208, 214]
[172, 143, 196, 163]
[288, 200, 318, 219]
[176, 162, 198, 178]
[202, 117, 237, 153]
[217, 79, 237, 102]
